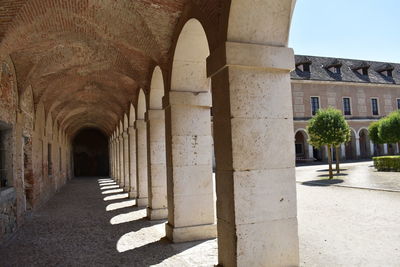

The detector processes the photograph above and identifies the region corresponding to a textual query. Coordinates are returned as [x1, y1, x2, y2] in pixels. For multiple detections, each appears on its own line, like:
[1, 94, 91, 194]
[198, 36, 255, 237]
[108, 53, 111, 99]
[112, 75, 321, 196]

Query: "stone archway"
[147, 66, 168, 220]
[346, 129, 357, 160]
[359, 128, 371, 158]
[165, 18, 216, 243]
[294, 129, 312, 161]
[136, 89, 148, 207]
[72, 128, 109, 177]
[209, 1, 299, 265]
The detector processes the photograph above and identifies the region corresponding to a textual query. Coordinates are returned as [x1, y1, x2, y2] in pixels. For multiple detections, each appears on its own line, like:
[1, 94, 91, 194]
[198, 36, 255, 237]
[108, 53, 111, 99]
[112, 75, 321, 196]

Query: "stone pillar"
[341, 143, 346, 159]
[114, 139, 117, 180]
[146, 109, 168, 220]
[123, 131, 130, 192]
[208, 42, 299, 266]
[165, 90, 216, 242]
[109, 140, 112, 178]
[128, 126, 138, 199]
[355, 137, 361, 158]
[113, 138, 116, 179]
[136, 119, 148, 207]
[114, 137, 119, 184]
[119, 135, 124, 188]
[384, 143, 388, 155]
[395, 143, 399, 154]
[115, 137, 120, 183]
[308, 144, 313, 159]
[370, 141, 375, 156]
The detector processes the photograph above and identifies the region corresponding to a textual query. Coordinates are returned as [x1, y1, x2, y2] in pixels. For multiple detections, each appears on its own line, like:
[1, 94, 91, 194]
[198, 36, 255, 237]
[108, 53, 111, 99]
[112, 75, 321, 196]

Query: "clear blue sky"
[289, 0, 400, 63]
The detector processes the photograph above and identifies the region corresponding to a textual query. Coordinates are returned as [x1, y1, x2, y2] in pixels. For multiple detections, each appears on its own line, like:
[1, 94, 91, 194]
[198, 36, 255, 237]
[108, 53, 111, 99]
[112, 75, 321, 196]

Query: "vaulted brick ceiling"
[0, 0, 221, 136]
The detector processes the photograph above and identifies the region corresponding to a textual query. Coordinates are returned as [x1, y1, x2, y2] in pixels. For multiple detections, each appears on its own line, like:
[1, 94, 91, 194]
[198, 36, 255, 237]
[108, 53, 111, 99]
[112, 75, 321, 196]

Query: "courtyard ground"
[1, 162, 400, 266]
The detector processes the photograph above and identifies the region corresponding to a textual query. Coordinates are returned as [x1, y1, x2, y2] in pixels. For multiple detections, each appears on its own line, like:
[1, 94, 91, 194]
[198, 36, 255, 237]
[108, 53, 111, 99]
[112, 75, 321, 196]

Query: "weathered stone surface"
[0, 187, 17, 241]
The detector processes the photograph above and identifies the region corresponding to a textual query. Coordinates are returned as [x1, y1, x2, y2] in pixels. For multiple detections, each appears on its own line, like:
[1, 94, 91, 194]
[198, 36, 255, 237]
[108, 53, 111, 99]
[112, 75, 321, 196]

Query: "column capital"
[128, 125, 136, 134]
[122, 131, 129, 138]
[147, 109, 165, 120]
[207, 41, 295, 77]
[135, 119, 146, 128]
[166, 90, 211, 108]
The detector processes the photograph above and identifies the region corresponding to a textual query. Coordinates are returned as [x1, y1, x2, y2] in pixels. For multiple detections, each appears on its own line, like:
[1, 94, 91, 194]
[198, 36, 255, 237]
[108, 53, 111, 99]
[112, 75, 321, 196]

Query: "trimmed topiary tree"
[307, 108, 351, 179]
[368, 121, 384, 145]
[368, 121, 384, 156]
[379, 111, 400, 144]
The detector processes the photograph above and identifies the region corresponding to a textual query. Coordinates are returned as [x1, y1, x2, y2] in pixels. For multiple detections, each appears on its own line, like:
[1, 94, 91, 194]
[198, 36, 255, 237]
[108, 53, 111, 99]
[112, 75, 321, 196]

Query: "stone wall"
[0, 54, 73, 243]
[0, 187, 17, 241]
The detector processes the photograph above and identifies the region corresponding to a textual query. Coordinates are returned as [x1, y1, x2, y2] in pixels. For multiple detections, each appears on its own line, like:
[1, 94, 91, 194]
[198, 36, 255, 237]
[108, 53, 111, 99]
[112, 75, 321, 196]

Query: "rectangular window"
[371, 98, 379, 116]
[311, 97, 320, 115]
[343, 97, 351, 115]
[48, 143, 52, 176]
[0, 131, 6, 187]
[397, 99, 400, 110]
[0, 127, 11, 188]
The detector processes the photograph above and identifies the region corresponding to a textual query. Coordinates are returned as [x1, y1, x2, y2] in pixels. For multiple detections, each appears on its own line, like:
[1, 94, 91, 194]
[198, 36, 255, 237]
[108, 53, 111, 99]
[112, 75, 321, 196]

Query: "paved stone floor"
[1, 164, 400, 266]
[0, 177, 217, 267]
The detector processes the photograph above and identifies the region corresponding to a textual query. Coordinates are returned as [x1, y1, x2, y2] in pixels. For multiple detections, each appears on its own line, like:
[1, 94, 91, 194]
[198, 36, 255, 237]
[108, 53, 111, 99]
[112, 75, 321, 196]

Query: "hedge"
[373, 156, 400, 172]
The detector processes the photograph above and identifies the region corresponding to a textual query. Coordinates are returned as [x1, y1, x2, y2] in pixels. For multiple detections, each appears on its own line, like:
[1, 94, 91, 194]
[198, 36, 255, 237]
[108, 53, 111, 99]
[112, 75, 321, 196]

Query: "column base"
[128, 191, 137, 199]
[137, 197, 148, 207]
[166, 222, 217, 243]
[123, 186, 130, 192]
[147, 207, 168, 220]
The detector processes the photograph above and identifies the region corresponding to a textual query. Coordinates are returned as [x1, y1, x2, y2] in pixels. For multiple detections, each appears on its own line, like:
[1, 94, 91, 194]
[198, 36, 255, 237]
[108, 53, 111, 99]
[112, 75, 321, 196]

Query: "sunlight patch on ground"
[100, 185, 120, 190]
[98, 179, 113, 182]
[110, 209, 147, 225]
[116, 223, 165, 253]
[106, 199, 136, 211]
[155, 239, 218, 266]
[102, 188, 124, 195]
[103, 193, 129, 201]
[99, 181, 117, 185]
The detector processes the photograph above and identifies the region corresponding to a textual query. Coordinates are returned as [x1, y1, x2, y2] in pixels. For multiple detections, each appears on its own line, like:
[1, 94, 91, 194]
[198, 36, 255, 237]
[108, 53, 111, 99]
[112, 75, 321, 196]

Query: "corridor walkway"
[0, 177, 217, 267]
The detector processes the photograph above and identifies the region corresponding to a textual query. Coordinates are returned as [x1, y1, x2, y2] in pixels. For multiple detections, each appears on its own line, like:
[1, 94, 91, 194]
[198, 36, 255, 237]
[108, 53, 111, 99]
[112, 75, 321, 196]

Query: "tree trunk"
[336, 146, 340, 174]
[327, 144, 333, 179]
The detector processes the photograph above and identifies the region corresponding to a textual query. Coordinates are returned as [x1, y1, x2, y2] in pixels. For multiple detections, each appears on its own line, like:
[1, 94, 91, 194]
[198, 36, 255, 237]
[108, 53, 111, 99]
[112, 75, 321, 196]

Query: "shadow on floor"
[302, 178, 344, 187]
[98, 179, 215, 266]
[318, 173, 348, 178]
[316, 169, 347, 172]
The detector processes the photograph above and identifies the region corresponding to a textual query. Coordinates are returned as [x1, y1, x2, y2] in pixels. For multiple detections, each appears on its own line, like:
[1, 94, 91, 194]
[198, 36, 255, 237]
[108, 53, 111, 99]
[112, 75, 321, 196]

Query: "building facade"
[292, 55, 400, 162]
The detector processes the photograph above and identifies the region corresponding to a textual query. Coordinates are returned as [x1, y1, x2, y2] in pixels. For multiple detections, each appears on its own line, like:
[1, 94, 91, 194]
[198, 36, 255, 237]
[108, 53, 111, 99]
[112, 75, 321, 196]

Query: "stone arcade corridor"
[0, 1, 300, 266]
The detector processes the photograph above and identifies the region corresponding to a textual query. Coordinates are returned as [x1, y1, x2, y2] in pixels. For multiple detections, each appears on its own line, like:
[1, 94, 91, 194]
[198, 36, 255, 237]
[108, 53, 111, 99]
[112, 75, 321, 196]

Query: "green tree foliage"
[379, 111, 400, 144]
[369, 111, 400, 145]
[368, 121, 384, 144]
[307, 108, 351, 179]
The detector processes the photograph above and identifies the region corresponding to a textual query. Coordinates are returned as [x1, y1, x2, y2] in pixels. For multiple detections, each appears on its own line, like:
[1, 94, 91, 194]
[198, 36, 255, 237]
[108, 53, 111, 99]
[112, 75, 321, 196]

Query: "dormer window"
[351, 62, 370, 76]
[295, 56, 312, 73]
[375, 63, 394, 77]
[328, 66, 341, 74]
[361, 68, 368, 76]
[324, 59, 342, 74]
[299, 63, 310, 72]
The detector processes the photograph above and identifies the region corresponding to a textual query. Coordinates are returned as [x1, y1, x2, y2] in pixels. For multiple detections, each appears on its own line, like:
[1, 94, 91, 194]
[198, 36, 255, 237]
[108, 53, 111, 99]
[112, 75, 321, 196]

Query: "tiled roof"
[291, 55, 400, 85]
